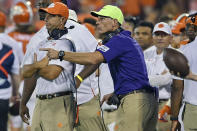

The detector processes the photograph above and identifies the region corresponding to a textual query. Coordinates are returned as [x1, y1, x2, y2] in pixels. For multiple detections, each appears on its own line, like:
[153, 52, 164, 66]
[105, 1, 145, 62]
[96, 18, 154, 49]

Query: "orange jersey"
[8, 31, 34, 53]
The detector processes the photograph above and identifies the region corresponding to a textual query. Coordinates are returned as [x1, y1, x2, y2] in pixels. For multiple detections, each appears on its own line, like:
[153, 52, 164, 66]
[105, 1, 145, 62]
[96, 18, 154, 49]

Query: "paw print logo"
[158, 24, 164, 28]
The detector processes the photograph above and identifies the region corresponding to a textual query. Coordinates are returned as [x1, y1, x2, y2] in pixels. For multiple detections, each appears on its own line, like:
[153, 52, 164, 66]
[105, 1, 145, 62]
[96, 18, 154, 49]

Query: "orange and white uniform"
[8, 32, 34, 53]
[8, 1, 35, 53]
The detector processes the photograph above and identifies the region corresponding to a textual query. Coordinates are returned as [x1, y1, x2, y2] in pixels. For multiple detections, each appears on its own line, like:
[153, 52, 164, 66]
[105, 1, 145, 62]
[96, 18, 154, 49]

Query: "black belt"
[118, 89, 153, 100]
[36, 91, 72, 100]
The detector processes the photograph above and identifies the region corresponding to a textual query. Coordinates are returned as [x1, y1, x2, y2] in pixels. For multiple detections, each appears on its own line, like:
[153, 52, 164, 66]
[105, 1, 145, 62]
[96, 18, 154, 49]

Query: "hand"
[10, 95, 20, 104]
[19, 104, 30, 125]
[171, 120, 180, 131]
[161, 69, 168, 75]
[37, 56, 49, 69]
[101, 93, 113, 106]
[185, 70, 197, 81]
[40, 48, 59, 60]
[34, 52, 49, 69]
[158, 105, 171, 122]
[75, 76, 81, 89]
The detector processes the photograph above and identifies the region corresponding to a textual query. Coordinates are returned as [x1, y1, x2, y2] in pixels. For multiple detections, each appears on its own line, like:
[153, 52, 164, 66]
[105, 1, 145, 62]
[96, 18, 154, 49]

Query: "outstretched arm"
[40, 48, 105, 65]
[185, 71, 197, 81]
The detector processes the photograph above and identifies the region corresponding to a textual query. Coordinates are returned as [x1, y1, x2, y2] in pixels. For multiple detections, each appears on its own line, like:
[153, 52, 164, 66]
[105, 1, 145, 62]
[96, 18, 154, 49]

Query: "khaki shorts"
[31, 94, 75, 131]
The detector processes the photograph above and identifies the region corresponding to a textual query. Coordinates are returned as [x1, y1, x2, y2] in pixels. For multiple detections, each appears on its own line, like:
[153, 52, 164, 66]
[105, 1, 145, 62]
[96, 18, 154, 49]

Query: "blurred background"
[0, 0, 197, 26]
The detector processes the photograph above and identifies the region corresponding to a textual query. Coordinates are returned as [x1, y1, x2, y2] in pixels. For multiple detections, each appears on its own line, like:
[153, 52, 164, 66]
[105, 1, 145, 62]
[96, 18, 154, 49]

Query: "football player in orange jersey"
[8, 1, 36, 54]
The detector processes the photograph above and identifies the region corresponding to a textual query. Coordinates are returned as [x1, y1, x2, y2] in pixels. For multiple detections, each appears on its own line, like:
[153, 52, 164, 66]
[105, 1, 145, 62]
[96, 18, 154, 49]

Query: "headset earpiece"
[102, 27, 124, 44]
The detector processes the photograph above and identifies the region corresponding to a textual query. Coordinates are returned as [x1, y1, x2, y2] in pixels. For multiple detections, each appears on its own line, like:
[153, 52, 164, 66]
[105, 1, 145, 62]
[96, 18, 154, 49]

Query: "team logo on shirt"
[97, 45, 109, 52]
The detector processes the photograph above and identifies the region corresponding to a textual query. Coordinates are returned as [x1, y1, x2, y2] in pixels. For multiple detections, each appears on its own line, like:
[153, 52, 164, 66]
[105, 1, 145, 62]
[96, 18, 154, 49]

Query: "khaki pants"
[183, 103, 197, 131]
[31, 95, 75, 131]
[74, 96, 107, 131]
[157, 100, 171, 131]
[103, 110, 117, 126]
[114, 92, 158, 131]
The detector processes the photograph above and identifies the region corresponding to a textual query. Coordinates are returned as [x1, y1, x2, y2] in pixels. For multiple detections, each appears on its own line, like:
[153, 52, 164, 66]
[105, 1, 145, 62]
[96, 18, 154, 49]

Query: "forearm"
[22, 64, 40, 78]
[63, 51, 103, 65]
[78, 64, 100, 80]
[171, 79, 184, 118]
[11, 74, 20, 96]
[21, 75, 37, 105]
[38, 65, 62, 81]
[186, 72, 197, 81]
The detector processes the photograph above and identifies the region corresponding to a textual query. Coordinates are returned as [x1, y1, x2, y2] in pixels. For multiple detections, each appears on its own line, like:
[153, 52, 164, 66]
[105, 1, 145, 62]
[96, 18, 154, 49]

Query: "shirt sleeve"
[96, 36, 131, 62]
[21, 47, 34, 67]
[80, 25, 98, 52]
[66, 20, 98, 52]
[49, 39, 75, 69]
[21, 37, 36, 67]
[172, 75, 183, 80]
[148, 73, 172, 87]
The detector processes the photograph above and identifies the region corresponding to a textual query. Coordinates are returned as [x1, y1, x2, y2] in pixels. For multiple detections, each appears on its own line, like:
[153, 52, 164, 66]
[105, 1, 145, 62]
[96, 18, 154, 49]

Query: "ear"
[113, 19, 119, 28]
[60, 17, 66, 24]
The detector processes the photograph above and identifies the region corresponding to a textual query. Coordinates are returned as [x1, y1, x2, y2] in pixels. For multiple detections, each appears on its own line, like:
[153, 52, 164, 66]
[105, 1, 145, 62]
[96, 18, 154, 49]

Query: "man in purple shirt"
[41, 5, 158, 131]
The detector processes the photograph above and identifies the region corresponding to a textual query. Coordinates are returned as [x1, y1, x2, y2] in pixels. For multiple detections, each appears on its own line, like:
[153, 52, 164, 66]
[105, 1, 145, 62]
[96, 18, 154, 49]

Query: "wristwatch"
[58, 50, 65, 61]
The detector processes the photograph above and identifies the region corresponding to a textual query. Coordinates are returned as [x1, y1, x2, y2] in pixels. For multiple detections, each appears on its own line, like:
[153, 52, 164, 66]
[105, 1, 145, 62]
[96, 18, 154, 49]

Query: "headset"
[49, 26, 74, 40]
[102, 27, 124, 44]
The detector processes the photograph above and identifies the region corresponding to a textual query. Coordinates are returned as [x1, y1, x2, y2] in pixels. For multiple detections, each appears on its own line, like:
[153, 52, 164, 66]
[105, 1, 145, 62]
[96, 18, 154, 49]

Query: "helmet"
[10, 1, 33, 25]
[185, 14, 197, 26]
[171, 22, 186, 35]
[0, 11, 6, 26]
[175, 13, 189, 24]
